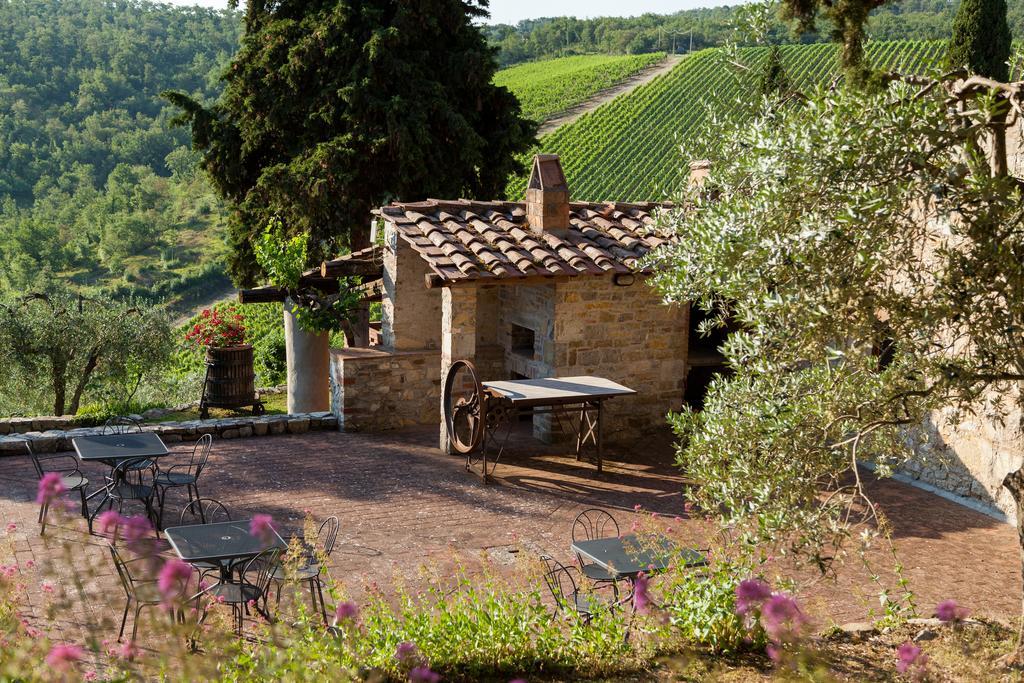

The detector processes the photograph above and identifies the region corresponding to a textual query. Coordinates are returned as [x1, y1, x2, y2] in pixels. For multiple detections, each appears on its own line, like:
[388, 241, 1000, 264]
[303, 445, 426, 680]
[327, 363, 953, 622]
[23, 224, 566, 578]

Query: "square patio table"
[73, 432, 169, 464]
[571, 533, 707, 581]
[73, 432, 170, 532]
[164, 520, 287, 583]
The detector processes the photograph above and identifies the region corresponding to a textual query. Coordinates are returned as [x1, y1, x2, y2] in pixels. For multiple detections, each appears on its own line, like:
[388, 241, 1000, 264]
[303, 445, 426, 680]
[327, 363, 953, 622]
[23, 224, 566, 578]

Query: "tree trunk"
[992, 118, 1009, 178]
[52, 361, 66, 417]
[68, 350, 99, 416]
[1002, 465, 1024, 663]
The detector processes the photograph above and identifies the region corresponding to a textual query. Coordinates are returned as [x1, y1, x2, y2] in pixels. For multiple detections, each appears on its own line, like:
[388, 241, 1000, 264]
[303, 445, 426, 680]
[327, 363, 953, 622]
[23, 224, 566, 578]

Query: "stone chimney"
[525, 154, 570, 233]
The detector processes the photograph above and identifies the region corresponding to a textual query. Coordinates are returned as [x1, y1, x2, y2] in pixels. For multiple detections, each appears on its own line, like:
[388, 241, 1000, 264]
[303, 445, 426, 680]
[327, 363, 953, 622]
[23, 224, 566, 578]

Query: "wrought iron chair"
[572, 508, 621, 597]
[104, 459, 158, 530]
[178, 497, 232, 526]
[540, 555, 602, 625]
[197, 547, 281, 636]
[155, 435, 213, 527]
[177, 498, 233, 582]
[25, 441, 90, 534]
[271, 516, 339, 624]
[109, 543, 186, 642]
[102, 417, 154, 473]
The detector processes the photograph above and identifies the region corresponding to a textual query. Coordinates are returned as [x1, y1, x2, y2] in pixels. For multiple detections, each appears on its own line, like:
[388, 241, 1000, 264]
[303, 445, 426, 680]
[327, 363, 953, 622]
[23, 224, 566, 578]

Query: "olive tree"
[650, 73, 1024, 653]
[0, 290, 173, 416]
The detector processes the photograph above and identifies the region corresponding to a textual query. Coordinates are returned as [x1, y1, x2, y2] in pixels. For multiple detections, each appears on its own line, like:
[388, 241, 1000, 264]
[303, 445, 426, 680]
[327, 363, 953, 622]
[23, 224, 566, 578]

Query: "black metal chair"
[104, 459, 158, 529]
[25, 441, 89, 534]
[155, 435, 213, 527]
[198, 547, 281, 636]
[540, 555, 603, 625]
[177, 498, 233, 582]
[178, 497, 231, 526]
[109, 543, 185, 642]
[572, 508, 621, 597]
[103, 417, 153, 472]
[271, 516, 339, 624]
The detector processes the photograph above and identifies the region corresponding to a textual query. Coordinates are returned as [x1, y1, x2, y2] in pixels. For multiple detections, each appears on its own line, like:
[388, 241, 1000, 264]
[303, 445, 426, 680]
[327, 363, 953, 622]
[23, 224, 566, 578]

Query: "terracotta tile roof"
[375, 199, 676, 285]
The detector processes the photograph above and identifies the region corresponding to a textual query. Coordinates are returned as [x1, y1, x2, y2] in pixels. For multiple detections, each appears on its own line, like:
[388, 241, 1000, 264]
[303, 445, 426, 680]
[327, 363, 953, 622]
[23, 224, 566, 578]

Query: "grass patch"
[152, 391, 289, 422]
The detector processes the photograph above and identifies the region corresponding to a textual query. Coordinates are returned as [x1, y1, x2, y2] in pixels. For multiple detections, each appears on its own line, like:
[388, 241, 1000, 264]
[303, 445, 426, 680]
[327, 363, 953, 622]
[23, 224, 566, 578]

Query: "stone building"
[327, 155, 709, 448]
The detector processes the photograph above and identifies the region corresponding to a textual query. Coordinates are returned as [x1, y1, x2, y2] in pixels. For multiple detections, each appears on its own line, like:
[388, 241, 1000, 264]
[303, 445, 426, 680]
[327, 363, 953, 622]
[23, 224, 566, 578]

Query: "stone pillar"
[439, 286, 477, 452]
[284, 299, 331, 414]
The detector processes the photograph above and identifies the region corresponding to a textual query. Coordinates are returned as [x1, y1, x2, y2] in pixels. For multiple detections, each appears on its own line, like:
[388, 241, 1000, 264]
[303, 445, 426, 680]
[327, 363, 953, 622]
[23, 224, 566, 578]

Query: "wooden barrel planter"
[199, 345, 265, 418]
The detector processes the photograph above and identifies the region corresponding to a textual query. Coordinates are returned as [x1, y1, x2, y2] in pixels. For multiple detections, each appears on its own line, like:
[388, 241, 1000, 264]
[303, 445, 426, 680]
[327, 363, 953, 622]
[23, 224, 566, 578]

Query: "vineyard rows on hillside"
[494, 53, 666, 123]
[507, 40, 948, 202]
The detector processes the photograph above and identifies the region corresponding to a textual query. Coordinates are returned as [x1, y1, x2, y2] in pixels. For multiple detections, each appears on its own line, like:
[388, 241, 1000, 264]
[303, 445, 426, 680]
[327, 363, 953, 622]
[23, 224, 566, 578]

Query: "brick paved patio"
[0, 426, 1018, 659]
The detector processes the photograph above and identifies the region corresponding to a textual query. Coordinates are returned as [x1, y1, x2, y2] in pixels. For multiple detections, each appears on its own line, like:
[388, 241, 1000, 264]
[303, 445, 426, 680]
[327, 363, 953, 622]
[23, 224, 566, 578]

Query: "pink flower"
[896, 641, 929, 676]
[5, 522, 16, 533]
[157, 559, 192, 601]
[633, 504, 642, 511]
[735, 578, 772, 615]
[249, 514, 277, 542]
[84, 671, 98, 681]
[395, 641, 423, 668]
[760, 593, 807, 644]
[45, 643, 84, 670]
[95, 510, 125, 535]
[935, 599, 968, 623]
[24, 560, 34, 569]
[36, 472, 65, 506]
[409, 666, 440, 683]
[115, 640, 140, 660]
[633, 572, 651, 614]
[334, 601, 359, 624]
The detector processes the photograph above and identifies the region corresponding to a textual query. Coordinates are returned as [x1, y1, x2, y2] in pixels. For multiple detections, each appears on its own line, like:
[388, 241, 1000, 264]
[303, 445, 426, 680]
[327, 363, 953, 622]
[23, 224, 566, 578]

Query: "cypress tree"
[947, 0, 1012, 80]
[166, 0, 536, 286]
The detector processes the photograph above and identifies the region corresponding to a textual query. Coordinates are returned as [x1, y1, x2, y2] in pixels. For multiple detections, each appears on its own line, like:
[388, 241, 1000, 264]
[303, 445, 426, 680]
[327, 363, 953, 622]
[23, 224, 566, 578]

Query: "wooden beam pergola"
[320, 258, 382, 279]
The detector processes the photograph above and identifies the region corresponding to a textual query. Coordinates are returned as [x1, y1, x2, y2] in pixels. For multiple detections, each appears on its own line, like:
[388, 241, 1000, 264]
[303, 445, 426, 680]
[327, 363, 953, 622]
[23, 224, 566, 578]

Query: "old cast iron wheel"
[442, 360, 486, 456]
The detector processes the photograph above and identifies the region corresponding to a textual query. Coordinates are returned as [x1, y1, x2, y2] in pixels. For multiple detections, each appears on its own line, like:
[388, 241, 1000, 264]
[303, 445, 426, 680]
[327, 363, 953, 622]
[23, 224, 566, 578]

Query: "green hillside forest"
[0, 0, 242, 307]
[509, 40, 949, 202]
[494, 53, 666, 122]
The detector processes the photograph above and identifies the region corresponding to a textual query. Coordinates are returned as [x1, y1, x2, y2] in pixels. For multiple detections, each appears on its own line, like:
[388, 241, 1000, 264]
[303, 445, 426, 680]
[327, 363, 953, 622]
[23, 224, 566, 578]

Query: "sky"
[160, 0, 731, 25]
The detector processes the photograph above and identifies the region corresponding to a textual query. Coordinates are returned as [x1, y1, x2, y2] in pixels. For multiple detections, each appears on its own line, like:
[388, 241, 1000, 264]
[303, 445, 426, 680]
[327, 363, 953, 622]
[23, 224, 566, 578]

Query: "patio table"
[477, 375, 636, 479]
[572, 533, 707, 637]
[571, 533, 707, 583]
[164, 519, 287, 584]
[72, 432, 169, 532]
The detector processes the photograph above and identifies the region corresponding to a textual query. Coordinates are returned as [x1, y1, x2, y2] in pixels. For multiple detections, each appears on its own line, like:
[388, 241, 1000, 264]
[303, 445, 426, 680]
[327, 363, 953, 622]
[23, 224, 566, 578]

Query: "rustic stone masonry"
[330, 347, 441, 432]
[439, 287, 477, 450]
[382, 224, 441, 351]
[903, 398, 1024, 520]
[547, 275, 689, 442]
[0, 412, 337, 455]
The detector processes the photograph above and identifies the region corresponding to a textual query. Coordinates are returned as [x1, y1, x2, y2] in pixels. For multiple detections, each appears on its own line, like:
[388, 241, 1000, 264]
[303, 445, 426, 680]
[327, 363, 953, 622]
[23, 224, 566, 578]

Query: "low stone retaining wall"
[0, 412, 337, 455]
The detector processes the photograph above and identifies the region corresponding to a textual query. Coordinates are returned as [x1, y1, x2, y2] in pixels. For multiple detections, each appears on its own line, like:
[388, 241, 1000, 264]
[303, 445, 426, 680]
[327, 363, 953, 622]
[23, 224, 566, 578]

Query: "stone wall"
[489, 275, 688, 443]
[330, 347, 442, 432]
[382, 226, 442, 351]
[0, 412, 337, 454]
[549, 275, 690, 442]
[903, 392, 1024, 520]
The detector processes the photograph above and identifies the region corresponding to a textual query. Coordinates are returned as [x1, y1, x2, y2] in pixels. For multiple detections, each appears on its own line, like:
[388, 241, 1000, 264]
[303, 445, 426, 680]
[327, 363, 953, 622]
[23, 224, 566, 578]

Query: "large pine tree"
[167, 0, 535, 286]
